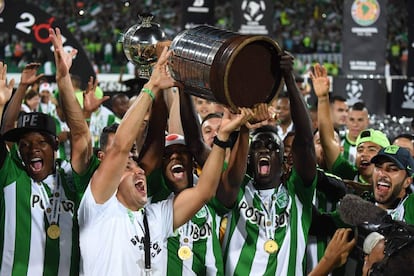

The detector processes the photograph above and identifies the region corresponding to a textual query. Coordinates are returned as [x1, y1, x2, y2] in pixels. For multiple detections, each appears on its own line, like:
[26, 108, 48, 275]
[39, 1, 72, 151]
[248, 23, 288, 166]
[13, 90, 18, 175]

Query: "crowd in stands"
[2, 35, 414, 274]
[0, 0, 409, 76]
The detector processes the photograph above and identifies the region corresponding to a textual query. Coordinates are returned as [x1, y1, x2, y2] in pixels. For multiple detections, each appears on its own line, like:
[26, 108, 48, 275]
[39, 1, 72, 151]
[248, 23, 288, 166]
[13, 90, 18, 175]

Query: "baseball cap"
[371, 145, 414, 176]
[39, 82, 54, 93]
[363, 232, 385, 255]
[165, 134, 186, 148]
[3, 112, 56, 142]
[356, 129, 390, 148]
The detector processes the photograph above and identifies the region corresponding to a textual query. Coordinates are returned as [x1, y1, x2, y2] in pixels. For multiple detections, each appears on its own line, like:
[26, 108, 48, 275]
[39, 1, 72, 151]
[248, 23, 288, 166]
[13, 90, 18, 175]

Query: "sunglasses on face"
[250, 139, 281, 152]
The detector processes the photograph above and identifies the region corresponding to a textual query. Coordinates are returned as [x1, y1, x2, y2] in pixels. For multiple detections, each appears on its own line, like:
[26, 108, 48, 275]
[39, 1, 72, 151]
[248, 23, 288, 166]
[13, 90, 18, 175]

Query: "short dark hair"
[99, 123, 119, 151]
[392, 133, 414, 144]
[329, 95, 346, 104]
[201, 112, 223, 127]
[250, 125, 278, 137]
[350, 101, 367, 111]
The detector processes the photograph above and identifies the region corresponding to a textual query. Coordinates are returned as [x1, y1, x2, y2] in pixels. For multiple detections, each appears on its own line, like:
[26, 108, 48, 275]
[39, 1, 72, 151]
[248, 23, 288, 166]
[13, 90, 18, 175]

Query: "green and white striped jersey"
[148, 169, 226, 276]
[0, 146, 98, 276]
[221, 168, 316, 276]
[341, 134, 356, 166]
[165, 200, 225, 276]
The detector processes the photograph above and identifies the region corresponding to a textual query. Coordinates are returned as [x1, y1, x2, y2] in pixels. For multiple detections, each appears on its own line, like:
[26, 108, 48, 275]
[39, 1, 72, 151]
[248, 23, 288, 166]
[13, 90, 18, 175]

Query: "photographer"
[309, 223, 414, 276]
[310, 194, 414, 276]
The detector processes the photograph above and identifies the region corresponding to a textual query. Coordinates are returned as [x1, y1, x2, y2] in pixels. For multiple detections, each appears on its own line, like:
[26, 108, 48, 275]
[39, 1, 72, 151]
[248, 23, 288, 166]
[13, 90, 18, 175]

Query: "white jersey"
[78, 185, 173, 276]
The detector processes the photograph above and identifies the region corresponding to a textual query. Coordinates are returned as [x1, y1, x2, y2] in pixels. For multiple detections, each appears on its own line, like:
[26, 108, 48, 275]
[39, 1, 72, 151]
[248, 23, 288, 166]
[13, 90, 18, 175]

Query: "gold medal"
[47, 224, 60, 239]
[178, 245, 192, 260]
[264, 239, 278, 254]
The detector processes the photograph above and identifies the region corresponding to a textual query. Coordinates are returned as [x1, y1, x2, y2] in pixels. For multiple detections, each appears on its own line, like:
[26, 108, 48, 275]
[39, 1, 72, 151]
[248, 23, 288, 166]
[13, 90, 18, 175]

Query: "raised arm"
[282, 52, 316, 184]
[310, 64, 341, 170]
[0, 62, 14, 167]
[179, 90, 211, 167]
[91, 47, 178, 203]
[49, 27, 96, 174]
[172, 108, 253, 229]
[0, 63, 43, 135]
[216, 103, 274, 208]
[138, 84, 169, 175]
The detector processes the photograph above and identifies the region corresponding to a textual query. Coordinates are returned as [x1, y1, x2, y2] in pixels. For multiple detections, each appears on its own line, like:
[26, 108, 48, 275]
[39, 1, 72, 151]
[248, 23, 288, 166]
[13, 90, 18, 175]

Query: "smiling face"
[249, 131, 283, 189]
[117, 160, 148, 210]
[18, 132, 56, 182]
[162, 144, 193, 193]
[356, 142, 383, 183]
[372, 160, 411, 209]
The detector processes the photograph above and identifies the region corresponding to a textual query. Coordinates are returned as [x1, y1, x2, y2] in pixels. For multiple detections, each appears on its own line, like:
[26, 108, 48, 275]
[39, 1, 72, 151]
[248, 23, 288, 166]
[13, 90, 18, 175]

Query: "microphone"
[337, 194, 388, 226]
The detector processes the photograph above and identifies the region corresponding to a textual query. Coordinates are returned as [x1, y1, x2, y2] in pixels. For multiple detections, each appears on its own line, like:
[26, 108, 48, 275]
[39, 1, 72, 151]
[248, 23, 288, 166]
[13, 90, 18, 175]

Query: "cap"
[371, 145, 414, 176]
[165, 133, 186, 148]
[3, 112, 56, 142]
[363, 232, 385, 255]
[39, 82, 53, 93]
[356, 129, 390, 148]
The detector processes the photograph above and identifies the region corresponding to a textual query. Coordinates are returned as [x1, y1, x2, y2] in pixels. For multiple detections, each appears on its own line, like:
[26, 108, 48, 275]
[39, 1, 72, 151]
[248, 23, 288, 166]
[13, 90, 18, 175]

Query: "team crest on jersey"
[275, 190, 289, 209]
[195, 205, 207, 218]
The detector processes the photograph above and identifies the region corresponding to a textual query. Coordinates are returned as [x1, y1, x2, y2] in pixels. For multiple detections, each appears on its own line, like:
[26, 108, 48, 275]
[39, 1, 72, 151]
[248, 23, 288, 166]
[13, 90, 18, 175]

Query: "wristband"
[141, 88, 155, 101]
[228, 130, 240, 149]
[222, 161, 228, 172]
[213, 136, 232, 149]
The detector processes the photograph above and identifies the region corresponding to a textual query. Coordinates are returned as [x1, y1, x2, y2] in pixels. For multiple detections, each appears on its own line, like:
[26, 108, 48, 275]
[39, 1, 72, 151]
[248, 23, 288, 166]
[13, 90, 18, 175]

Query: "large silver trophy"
[121, 14, 166, 79]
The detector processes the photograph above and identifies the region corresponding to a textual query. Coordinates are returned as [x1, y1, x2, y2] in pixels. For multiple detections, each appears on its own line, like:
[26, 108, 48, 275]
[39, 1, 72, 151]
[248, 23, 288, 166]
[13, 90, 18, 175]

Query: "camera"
[354, 214, 414, 261]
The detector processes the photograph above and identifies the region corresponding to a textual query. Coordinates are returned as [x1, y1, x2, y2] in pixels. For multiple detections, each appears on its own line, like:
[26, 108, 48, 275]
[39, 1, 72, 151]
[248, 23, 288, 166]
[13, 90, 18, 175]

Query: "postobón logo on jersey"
[345, 80, 364, 106]
[401, 82, 414, 109]
[238, 200, 288, 229]
[351, 0, 380, 27]
[242, 0, 265, 22]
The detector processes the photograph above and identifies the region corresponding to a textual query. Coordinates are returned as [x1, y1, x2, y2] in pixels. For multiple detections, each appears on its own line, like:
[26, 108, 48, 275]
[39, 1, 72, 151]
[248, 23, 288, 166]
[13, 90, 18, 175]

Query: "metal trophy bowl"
[121, 14, 166, 79]
[168, 25, 284, 110]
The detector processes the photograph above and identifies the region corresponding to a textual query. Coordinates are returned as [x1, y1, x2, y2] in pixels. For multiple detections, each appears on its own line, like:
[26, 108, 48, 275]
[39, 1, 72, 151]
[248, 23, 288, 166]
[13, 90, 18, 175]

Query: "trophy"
[169, 25, 284, 109]
[121, 14, 166, 79]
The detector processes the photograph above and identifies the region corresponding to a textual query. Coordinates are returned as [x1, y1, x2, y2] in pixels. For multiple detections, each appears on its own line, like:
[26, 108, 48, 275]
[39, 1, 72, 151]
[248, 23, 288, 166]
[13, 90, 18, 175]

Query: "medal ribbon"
[128, 208, 152, 275]
[37, 162, 62, 226]
[259, 192, 276, 242]
[179, 220, 193, 247]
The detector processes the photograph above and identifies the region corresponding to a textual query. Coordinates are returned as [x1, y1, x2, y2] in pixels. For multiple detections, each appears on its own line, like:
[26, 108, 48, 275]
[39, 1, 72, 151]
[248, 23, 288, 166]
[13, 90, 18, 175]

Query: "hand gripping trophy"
[121, 14, 167, 79]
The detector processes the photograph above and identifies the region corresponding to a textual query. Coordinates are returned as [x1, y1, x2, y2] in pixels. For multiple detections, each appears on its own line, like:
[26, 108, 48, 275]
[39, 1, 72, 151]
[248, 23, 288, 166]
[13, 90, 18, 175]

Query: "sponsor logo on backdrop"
[238, 0, 268, 34]
[402, 82, 414, 109]
[350, 0, 380, 36]
[351, 0, 380, 26]
[345, 80, 364, 105]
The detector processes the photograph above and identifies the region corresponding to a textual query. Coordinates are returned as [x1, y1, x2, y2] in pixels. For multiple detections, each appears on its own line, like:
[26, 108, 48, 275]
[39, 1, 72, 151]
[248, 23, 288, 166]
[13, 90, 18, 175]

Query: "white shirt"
[78, 185, 174, 276]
